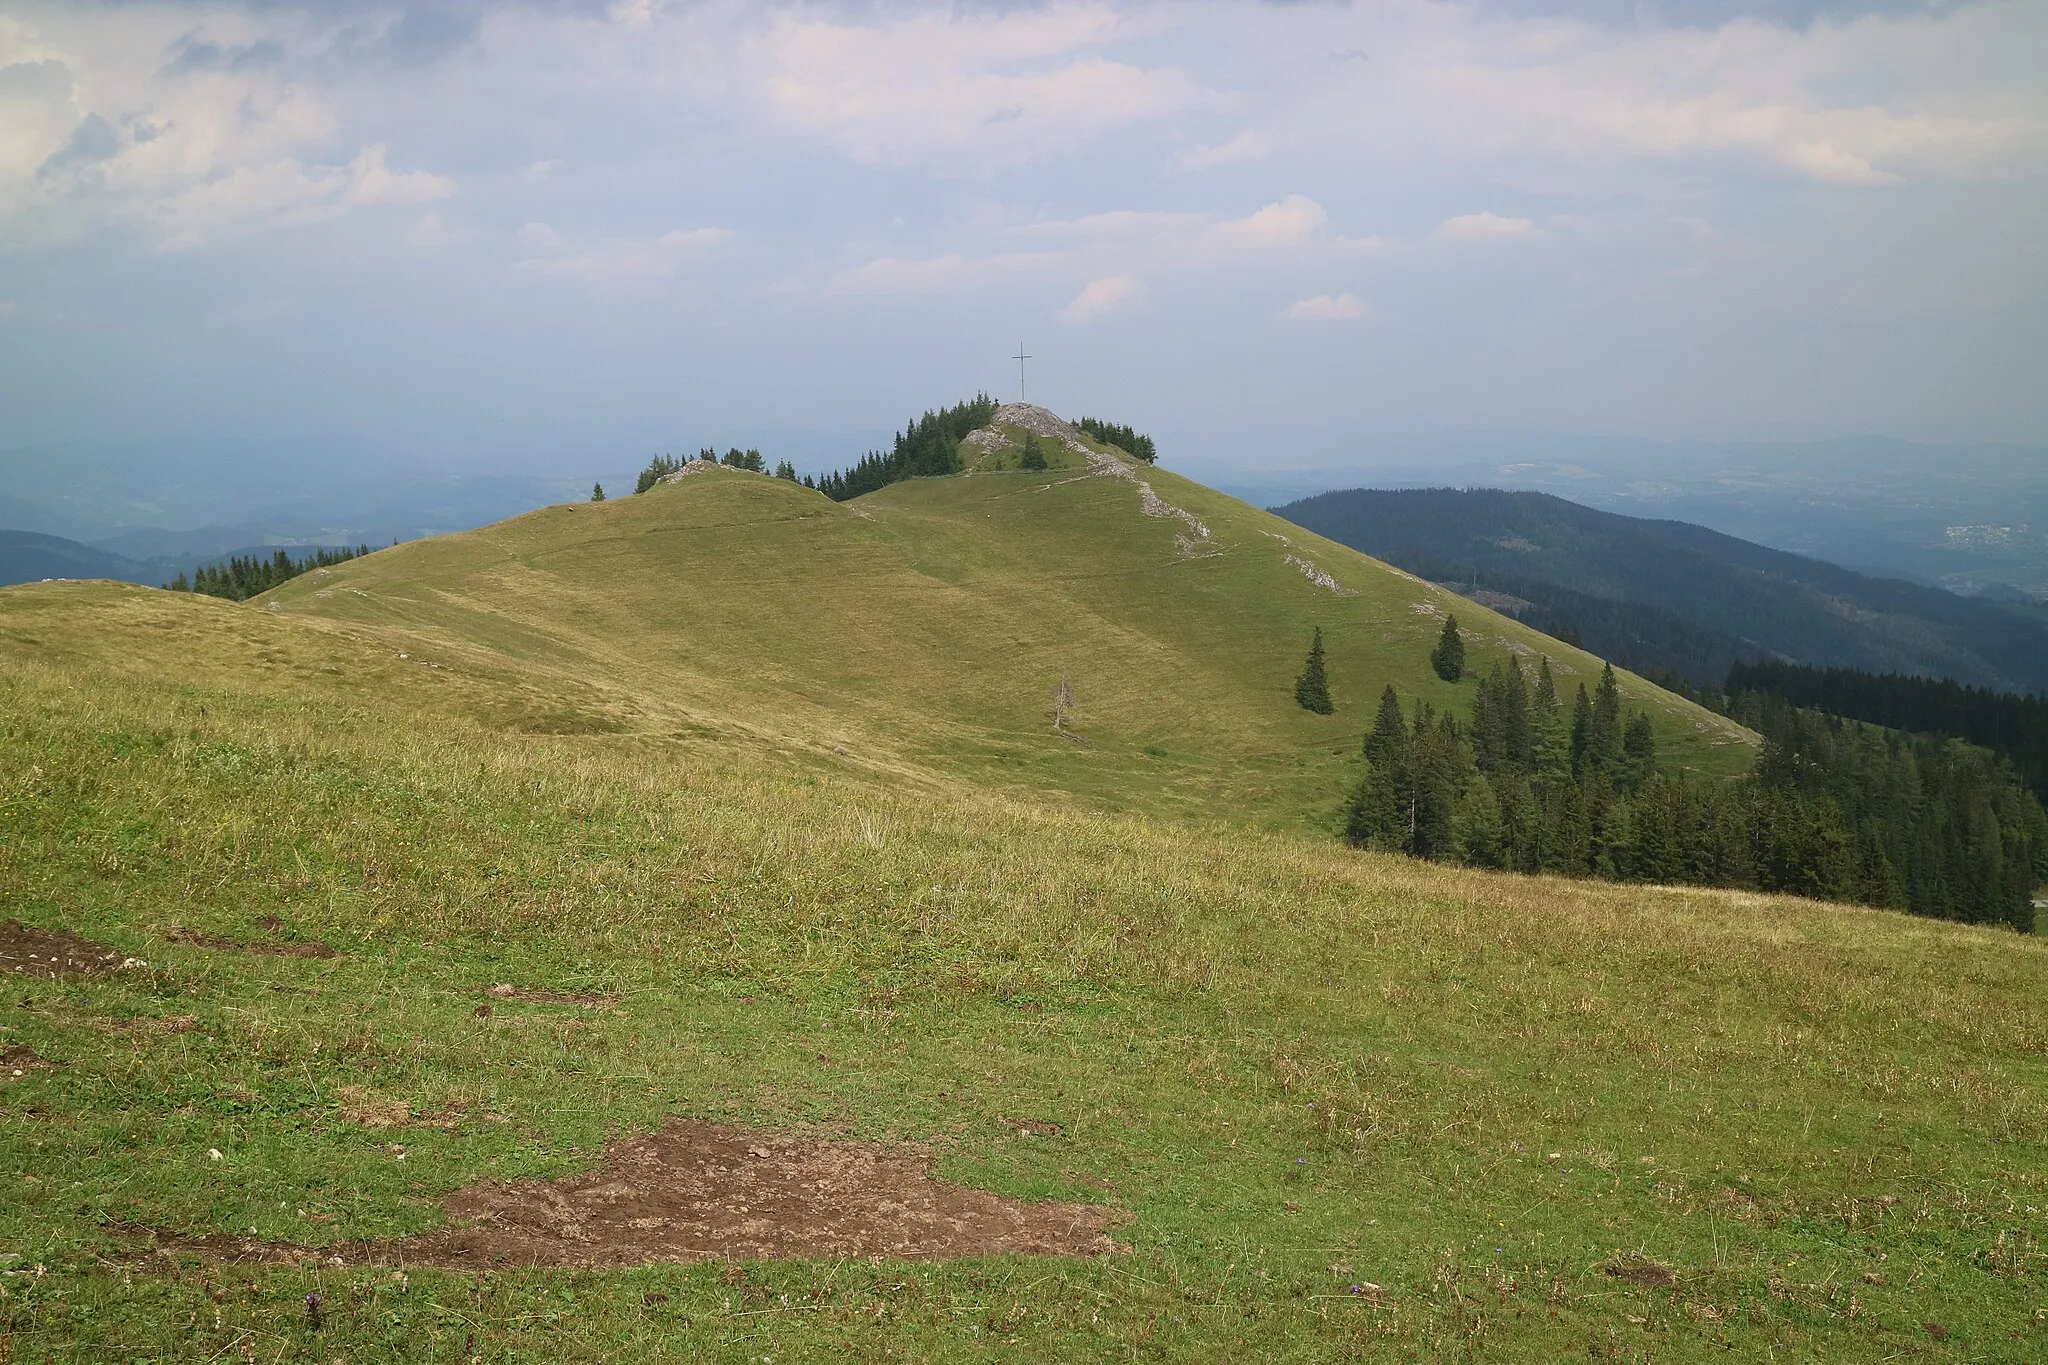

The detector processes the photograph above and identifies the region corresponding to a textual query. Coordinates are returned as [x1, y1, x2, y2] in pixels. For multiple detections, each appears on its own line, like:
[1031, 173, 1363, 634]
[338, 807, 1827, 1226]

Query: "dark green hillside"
[1275, 487, 2048, 695]
[0, 529, 154, 587]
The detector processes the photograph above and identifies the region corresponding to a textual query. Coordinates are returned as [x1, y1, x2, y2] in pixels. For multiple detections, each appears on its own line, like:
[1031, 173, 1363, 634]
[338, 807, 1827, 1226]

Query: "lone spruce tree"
[590, 482, 606, 502]
[1430, 613, 1466, 682]
[1295, 627, 1334, 714]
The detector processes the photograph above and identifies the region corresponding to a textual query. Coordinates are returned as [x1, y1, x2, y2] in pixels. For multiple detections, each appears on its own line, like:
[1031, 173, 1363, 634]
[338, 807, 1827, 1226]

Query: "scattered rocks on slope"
[969, 404, 1217, 556]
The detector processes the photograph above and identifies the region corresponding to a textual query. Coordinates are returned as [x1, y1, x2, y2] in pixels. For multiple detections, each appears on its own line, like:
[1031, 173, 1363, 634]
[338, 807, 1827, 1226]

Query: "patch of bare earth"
[152, 1118, 1122, 1268]
[3, 1043, 59, 1083]
[166, 926, 336, 959]
[1, 919, 144, 978]
[1603, 1254, 1679, 1288]
[485, 982, 616, 1007]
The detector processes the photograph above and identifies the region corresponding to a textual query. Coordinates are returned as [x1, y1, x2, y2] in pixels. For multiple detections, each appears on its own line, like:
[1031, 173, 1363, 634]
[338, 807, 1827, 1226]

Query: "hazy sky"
[2, 0, 2043, 481]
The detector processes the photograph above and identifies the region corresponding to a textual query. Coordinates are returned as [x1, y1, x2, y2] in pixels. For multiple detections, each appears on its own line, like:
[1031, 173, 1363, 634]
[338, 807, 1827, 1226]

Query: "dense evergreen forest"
[813, 396, 999, 501]
[1728, 660, 2048, 802]
[1276, 487, 2048, 695]
[1075, 417, 1157, 463]
[166, 545, 369, 601]
[1344, 659, 2046, 932]
[1435, 566, 1761, 689]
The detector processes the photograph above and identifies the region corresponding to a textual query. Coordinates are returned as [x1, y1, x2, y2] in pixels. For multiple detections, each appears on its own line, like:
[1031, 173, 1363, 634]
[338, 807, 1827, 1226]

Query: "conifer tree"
[636, 454, 683, 492]
[1348, 691, 1412, 851]
[1569, 683, 1594, 774]
[1365, 685, 1406, 769]
[590, 482, 606, 502]
[1621, 712, 1656, 792]
[1020, 435, 1047, 470]
[1294, 627, 1334, 714]
[1430, 613, 1466, 682]
[1587, 663, 1623, 771]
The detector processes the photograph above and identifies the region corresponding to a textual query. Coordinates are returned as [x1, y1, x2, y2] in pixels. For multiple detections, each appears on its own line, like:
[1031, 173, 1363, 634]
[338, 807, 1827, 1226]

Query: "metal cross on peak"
[1011, 343, 1031, 403]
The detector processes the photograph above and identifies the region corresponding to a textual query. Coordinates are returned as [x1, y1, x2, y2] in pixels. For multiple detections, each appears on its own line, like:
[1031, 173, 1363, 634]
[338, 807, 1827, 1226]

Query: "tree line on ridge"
[165, 545, 370, 601]
[627, 398, 1163, 504]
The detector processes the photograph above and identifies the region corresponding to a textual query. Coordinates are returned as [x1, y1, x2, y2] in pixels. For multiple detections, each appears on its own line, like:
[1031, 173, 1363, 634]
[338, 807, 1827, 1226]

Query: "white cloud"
[1216, 194, 1328, 248]
[1060, 274, 1141, 323]
[1176, 131, 1264, 171]
[1262, 3, 2039, 188]
[1435, 212, 1536, 241]
[755, 6, 1201, 171]
[404, 210, 465, 250]
[518, 159, 562, 186]
[1016, 195, 1381, 261]
[1282, 292, 1364, 321]
[156, 145, 453, 250]
[828, 251, 1060, 296]
[516, 223, 732, 282]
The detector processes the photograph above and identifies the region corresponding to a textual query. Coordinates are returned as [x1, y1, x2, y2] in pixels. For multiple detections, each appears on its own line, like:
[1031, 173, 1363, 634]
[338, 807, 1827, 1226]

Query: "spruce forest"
[812, 396, 1000, 500]
[165, 545, 370, 601]
[1727, 659, 2048, 802]
[1344, 657, 2047, 932]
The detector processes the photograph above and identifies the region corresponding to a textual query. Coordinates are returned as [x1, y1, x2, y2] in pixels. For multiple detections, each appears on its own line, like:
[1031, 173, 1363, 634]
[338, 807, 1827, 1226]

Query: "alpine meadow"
[4, 407, 2046, 1363]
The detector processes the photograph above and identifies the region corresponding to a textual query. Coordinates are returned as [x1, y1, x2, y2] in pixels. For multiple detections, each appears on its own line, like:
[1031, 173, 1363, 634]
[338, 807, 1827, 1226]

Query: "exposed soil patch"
[166, 926, 336, 959]
[2, 1043, 59, 1082]
[486, 983, 617, 1007]
[151, 1117, 1122, 1269]
[1000, 1116, 1062, 1136]
[337, 1085, 413, 1129]
[1602, 1255, 1679, 1288]
[1, 919, 144, 979]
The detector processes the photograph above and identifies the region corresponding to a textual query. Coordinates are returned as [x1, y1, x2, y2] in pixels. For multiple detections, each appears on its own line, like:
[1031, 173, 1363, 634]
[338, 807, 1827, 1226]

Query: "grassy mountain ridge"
[1275, 487, 2048, 695]
[256, 449, 1750, 831]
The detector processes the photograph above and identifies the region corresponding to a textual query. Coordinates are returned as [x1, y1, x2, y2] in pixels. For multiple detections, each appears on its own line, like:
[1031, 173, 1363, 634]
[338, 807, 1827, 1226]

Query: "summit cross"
[1012, 343, 1031, 403]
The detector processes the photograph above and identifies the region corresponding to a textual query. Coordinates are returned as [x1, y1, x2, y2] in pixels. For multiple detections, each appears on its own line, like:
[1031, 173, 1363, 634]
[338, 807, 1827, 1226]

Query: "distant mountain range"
[0, 531, 165, 588]
[1274, 487, 2048, 696]
[0, 529, 369, 591]
[1211, 434, 2048, 601]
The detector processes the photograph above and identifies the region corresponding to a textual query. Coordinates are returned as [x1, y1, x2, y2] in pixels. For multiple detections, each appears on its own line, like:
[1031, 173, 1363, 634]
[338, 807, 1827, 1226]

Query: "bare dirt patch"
[999, 1116, 1062, 1136]
[166, 926, 336, 959]
[1602, 1255, 1679, 1288]
[152, 1117, 1122, 1268]
[486, 983, 617, 1007]
[336, 1085, 413, 1129]
[1, 919, 144, 979]
[3, 1043, 59, 1082]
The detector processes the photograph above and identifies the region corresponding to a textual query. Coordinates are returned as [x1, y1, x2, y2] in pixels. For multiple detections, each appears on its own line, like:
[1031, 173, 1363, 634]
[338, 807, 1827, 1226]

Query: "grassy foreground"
[2, 583, 2046, 1361]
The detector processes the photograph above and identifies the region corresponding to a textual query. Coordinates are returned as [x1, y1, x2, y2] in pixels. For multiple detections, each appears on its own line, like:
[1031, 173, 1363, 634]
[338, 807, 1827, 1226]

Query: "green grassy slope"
[258, 450, 1752, 830]
[1, 583, 2044, 1361]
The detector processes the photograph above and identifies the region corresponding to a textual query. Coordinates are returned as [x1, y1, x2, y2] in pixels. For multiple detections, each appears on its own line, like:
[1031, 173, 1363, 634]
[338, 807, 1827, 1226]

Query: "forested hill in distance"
[0, 528, 361, 592]
[0, 529, 161, 587]
[1274, 486, 2048, 696]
